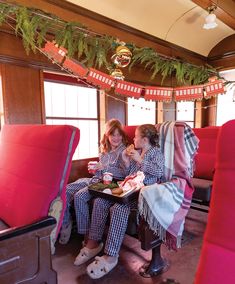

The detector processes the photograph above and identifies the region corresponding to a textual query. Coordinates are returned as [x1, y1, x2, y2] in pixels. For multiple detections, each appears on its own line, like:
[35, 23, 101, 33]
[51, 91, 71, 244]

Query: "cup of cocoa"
[103, 172, 113, 184]
[88, 161, 98, 175]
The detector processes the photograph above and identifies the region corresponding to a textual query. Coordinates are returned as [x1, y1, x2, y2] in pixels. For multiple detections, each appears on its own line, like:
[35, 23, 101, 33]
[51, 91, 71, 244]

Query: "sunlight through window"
[127, 97, 156, 125]
[176, 101, 195, 128]
[44, 80, 98, 159]
[217, 69, 235, 126]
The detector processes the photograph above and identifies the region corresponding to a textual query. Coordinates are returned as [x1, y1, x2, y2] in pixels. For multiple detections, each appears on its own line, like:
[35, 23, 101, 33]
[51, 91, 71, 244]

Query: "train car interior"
[0, 0, 235, 283]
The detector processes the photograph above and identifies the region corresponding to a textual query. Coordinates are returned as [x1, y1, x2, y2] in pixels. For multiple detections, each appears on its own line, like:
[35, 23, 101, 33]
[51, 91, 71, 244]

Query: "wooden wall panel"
[1, 64, 44, 124]
[106, 92, 126, 125]
[208, 34, 235, 69]
[0, 31, 58, 71]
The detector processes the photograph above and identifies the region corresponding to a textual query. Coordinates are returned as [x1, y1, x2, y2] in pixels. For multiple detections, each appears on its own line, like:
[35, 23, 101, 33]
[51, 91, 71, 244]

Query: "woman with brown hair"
[59, 119, 128, 245]
[75, 124, 165, 279]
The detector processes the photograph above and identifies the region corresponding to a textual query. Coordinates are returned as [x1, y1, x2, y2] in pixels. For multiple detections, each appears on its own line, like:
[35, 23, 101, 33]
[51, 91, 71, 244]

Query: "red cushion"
[0, 125, 79, 229]
[123, 125, 137, 144]
[195, 120, 235, 283]
[194, 154, 215, 180]
[193, 127, 220, 180]
[195, 242, 235, 283]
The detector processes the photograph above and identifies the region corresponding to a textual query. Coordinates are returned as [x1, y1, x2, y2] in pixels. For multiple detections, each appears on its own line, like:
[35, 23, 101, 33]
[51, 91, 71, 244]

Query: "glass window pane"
[127, 97, 156, 125]
[46, 119, 99, 159]
[64, 85, 79, 118]
[45, 82, 66, 117]
[176, 101, 194, 121]
[44, 79, 98, 160]
[77, 86, 97, 118]
[44, 82, 97, 118]
[76, 120, 99, 159]
[217, 69, 235, 126]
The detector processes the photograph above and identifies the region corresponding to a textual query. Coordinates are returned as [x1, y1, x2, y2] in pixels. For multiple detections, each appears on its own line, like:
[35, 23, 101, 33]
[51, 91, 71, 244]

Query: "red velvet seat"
[191, 127, 220, 212]
[195, 120, 235, 283]
[0, 124, 80, 283]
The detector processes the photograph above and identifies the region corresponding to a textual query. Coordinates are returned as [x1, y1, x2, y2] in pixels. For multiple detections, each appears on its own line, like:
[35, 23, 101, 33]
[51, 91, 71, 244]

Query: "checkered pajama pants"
[73, 186, 93, 235]
[88, 198, 137, 257]
[62, 178, 91, 227]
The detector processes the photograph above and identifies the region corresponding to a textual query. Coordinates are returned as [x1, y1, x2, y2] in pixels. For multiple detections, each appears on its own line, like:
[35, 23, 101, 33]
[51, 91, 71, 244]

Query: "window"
[127, 97, 156, 125]
[176, 101, 195, 128]
[44, 74, 99, 160]
[216, 69, 235, 126]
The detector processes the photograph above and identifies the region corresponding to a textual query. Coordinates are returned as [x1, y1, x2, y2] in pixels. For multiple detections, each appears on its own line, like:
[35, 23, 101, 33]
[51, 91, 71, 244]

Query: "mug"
[103, 172, 113, 184]
[88, 161, 98, 175]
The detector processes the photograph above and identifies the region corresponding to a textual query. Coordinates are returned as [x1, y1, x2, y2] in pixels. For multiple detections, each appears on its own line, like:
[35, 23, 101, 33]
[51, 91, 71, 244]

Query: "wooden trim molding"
[0, 54, 58, 71]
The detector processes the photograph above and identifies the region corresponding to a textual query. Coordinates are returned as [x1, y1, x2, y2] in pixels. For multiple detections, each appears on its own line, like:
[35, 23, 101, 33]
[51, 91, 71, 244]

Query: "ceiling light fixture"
[203, 5, 218, 30]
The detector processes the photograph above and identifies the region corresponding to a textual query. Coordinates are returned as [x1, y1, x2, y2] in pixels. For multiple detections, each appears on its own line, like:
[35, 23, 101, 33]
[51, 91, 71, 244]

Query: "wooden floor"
[52, 208, 208, 284]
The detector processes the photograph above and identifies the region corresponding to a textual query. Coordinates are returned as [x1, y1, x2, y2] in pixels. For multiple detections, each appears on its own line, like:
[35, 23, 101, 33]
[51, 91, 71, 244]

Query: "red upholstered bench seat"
[191, 127, 220, 211]
[124, 125, 221, 212]
[0, 124, 79, 236]
[0, 124, 80, 284]
[195, 120, 235, 283]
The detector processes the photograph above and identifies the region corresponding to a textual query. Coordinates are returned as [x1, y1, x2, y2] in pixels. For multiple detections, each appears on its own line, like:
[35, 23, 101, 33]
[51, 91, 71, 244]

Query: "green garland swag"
[0, 1, 219, 85]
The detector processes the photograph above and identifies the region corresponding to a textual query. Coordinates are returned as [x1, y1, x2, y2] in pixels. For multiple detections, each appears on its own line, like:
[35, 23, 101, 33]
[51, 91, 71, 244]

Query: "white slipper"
[59, 218, 72, 245]
[86, 255, 118, 279]
[74, 243, 103, 266]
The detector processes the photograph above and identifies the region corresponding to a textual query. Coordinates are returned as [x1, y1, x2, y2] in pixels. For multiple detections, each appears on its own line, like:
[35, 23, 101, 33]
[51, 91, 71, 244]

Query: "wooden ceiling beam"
[192, 0, 235, 30]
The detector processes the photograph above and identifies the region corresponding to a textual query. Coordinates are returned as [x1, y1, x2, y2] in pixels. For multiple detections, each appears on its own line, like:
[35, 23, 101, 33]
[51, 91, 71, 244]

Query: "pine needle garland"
[0, 2, 219, 85]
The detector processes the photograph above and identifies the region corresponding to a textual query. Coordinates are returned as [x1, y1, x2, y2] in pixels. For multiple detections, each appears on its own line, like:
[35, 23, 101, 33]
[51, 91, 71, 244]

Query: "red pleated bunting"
[144, 86, 173, 102]
[115, 81, 142, 98]
[86, 68, 115, 90]
[174, 85, 203, 101]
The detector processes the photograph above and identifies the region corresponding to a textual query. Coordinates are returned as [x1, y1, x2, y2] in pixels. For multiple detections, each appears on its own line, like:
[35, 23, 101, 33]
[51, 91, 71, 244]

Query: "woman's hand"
[87, 161, 103, 174]
[95, 162, 104, 171]
[129, 149, 142, 164]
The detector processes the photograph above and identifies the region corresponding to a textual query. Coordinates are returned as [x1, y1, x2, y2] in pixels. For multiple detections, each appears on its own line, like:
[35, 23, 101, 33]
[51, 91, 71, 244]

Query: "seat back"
[123, 125, 137, 144]
[193, 127, 220, 180]
[195, 120, 235, 283]
[0, 124, 80, 245]
[191, 127, 220, 211]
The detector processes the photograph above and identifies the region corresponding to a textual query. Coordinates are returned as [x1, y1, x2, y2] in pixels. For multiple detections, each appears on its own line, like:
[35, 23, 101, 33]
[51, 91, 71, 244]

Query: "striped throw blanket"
[138, 121, 199, 250]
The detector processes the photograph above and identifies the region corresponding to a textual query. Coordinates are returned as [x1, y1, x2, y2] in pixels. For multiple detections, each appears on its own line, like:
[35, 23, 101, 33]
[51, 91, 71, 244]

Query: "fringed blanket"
[138, 121, 199, 250]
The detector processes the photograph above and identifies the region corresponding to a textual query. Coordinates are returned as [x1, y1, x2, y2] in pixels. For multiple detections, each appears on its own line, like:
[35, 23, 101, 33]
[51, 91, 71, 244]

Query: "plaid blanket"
[138, 121, 199, 249]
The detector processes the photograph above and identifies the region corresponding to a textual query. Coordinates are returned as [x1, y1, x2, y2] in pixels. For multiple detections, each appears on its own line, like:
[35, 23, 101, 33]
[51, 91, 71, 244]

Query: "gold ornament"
[111, 45, 132, 68]
[111, 68, 125, 80]
[208, 76, 218, 82]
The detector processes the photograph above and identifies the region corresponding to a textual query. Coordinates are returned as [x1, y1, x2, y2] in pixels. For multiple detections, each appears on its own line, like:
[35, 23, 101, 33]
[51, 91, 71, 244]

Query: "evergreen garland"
[0, 2, 219, 85]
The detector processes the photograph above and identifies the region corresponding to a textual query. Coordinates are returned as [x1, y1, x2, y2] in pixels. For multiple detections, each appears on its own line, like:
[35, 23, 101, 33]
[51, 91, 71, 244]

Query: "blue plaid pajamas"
[62, 178, 91, 227]
[73, 186, 93, 234]
[88, 198, 137, 256]
[71, 144, 127, 235]
[87, 146, 165, 256]
[129, 146, 164, 184]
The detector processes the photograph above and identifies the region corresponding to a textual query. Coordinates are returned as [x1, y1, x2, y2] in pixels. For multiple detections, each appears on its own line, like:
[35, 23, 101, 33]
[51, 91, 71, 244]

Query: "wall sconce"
[203, 5, 218, 30]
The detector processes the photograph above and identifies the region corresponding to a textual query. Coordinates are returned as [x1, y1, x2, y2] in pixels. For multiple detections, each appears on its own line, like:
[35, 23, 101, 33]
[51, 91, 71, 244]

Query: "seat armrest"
[192, 178, 212, 202]
[0, 216, 56, 241]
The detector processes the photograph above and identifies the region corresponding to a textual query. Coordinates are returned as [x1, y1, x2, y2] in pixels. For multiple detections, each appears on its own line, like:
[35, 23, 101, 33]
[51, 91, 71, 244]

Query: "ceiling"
[66, 0, 235, 56]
